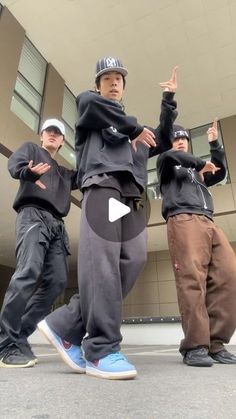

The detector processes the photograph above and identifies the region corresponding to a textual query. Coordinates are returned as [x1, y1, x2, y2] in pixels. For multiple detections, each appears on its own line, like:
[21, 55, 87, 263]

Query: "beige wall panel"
[147, 251, 156, 262]
[3, 111, 38, 152]
[160, 303, 180, 317]
[131, 304, 160, 317]
[156, 249, 170, 261]
[130, 282, 159, 305]
[0, 8, 24, 108]
[231, 241, 236, 252]
[221, 115, 236, 183]
[136, 261, 157, 284]
[41, 64, 64, 122]
[122, 305, 132, 318]
[230, 184, 236, 210]
[0, 102, 10, 142]
[157, 259, 175, 282]
[211, 184, 235, 213]
[148, 199, 163, 225]
[159, 281, 177, 304]
[123, 293, 131, 306]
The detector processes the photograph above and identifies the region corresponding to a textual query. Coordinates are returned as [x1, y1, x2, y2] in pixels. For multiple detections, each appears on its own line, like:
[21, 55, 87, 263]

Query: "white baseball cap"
[41, 118, 65, 135]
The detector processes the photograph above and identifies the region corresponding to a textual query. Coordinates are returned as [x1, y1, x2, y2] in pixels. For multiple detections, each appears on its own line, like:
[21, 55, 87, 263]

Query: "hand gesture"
[159, 66, 178, 92]
[207, 118, 218, 142]
[131, 127, 156, 152]
[198, 160, 220, 182]
[28, 160, 51, 189]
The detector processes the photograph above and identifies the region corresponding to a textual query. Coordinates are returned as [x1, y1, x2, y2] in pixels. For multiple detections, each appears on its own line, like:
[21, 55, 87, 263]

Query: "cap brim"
[95, 67, 128, 79]
[41, 125, 64, 135]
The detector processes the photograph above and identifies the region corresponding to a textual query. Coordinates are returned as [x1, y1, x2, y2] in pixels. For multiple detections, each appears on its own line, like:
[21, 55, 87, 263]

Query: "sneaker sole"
[37, 320, 85, 373]
[0, 359, 35, 368]
[183, 360, 213, 367]
[210, 357, 236, 364]
[86, 366, 137, 380]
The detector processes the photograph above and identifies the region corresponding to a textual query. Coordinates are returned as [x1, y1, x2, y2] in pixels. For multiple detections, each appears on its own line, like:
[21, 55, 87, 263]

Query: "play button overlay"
[108, 198, 130, 222]
[85, 180, 151, 242]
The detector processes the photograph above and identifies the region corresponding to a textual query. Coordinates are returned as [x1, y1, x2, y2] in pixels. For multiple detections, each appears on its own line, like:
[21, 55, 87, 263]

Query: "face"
[97, 71, 124, 101]
[172, 137, 189, 152]
[40, 127, 64, 154]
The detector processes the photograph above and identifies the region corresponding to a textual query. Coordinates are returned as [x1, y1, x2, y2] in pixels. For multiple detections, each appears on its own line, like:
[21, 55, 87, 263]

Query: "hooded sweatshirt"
[8, 142, 78, 218]
[75, 90, 177, 191]
[157, 140, 226, 220]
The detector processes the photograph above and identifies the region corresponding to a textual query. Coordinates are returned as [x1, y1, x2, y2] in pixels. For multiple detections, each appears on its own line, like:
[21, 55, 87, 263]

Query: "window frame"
[11, 37, 47, 133]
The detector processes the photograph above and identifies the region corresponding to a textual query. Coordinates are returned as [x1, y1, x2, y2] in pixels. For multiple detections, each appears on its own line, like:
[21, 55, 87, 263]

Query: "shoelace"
[107, 352, 127, 363]
[2, 344, 23, 358]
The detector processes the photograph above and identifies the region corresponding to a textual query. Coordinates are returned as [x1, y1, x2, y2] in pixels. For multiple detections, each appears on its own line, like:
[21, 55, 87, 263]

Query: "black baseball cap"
[173, 124, 190, 141]
[95, 56, 128, 81]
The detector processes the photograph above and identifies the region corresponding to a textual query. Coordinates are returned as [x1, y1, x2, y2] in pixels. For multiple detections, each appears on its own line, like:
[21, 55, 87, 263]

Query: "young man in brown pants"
[157, 119, 236, 367]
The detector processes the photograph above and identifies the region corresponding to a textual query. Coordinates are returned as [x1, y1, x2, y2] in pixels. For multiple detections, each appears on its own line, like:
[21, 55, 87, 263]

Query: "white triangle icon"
[108, 198, 131, 222]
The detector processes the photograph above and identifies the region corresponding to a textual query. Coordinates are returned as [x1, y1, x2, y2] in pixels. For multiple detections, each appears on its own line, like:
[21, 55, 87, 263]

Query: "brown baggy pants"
[167, 214, 236, 355]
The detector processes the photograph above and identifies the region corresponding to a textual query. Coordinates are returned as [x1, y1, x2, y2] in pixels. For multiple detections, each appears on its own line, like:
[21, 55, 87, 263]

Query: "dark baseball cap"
[173, 124, 190, 141]
[95, 56, 128, 80]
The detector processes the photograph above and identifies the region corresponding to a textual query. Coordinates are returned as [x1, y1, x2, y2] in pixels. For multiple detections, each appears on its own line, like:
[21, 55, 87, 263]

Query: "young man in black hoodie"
[0, 119, 78, 368]
[157, 120, 236, 367]
[38, 58, 178, 380]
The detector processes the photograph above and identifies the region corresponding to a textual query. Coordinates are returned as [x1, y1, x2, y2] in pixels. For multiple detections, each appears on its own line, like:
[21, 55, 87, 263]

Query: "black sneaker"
[183, 347, 213, 367]
[20, 341, 38, 364]
[0, 344, 35, 368]
[209, 349, 236, 364]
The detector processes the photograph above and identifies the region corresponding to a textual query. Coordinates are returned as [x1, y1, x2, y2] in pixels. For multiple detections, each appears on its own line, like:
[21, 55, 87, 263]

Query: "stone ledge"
[122, 316, 181, 324]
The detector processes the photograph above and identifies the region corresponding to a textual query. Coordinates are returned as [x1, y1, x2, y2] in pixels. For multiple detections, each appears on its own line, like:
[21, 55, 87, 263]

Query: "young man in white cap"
[38, 58, 178, 380]
[0, 119, 78, 368]
[157, 120, 236, 367]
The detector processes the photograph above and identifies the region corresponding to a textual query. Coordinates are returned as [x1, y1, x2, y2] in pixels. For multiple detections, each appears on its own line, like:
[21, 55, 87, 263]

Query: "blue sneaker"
[37, 319, 85, 373]
[86, 351, 137, 380]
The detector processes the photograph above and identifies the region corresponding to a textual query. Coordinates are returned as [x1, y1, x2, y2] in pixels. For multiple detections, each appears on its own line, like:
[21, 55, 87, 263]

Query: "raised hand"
[159, 66, 178, 93]
[131, 127, 156, 152]
[198, 160, 221, 182]
[28, 160, 51, 175]
[28, 160, 51, 189]
[207, 118, 218, 142]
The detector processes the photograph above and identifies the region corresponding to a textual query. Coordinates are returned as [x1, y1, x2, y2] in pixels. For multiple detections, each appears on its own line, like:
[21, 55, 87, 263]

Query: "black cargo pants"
[0, 207, 70, 350]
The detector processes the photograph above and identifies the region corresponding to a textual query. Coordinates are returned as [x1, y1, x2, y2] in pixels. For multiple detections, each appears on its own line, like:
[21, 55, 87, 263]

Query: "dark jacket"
[75, 90, 177, 191]
[8, 142, 78, 218]
[157, 140, 226, 220]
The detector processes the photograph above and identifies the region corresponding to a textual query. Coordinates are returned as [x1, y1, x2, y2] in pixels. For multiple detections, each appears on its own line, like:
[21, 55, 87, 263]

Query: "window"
[147, 156, 161, 200]
[190, 122, 230, 185]
[10, 38, 47, 132]
[59, 86, 77, 167]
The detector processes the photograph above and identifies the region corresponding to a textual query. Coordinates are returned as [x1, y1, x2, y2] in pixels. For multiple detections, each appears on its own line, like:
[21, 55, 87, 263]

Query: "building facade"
[0, 4, 236, 321]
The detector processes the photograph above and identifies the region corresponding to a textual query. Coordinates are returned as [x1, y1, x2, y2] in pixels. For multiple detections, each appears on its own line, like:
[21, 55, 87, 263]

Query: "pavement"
[1, 344, 236, 419]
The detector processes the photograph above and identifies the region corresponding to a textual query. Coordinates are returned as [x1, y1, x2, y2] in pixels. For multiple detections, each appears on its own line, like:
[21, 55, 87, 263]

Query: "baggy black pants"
[46, 187, 147, 362]
[0, 207, 70, 350]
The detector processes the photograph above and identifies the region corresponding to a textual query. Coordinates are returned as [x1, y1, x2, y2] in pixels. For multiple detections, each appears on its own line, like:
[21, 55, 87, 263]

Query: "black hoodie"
[157, 140, 226, 220]
[75, 91, 177, 191]
[8, 142, 78, 218]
